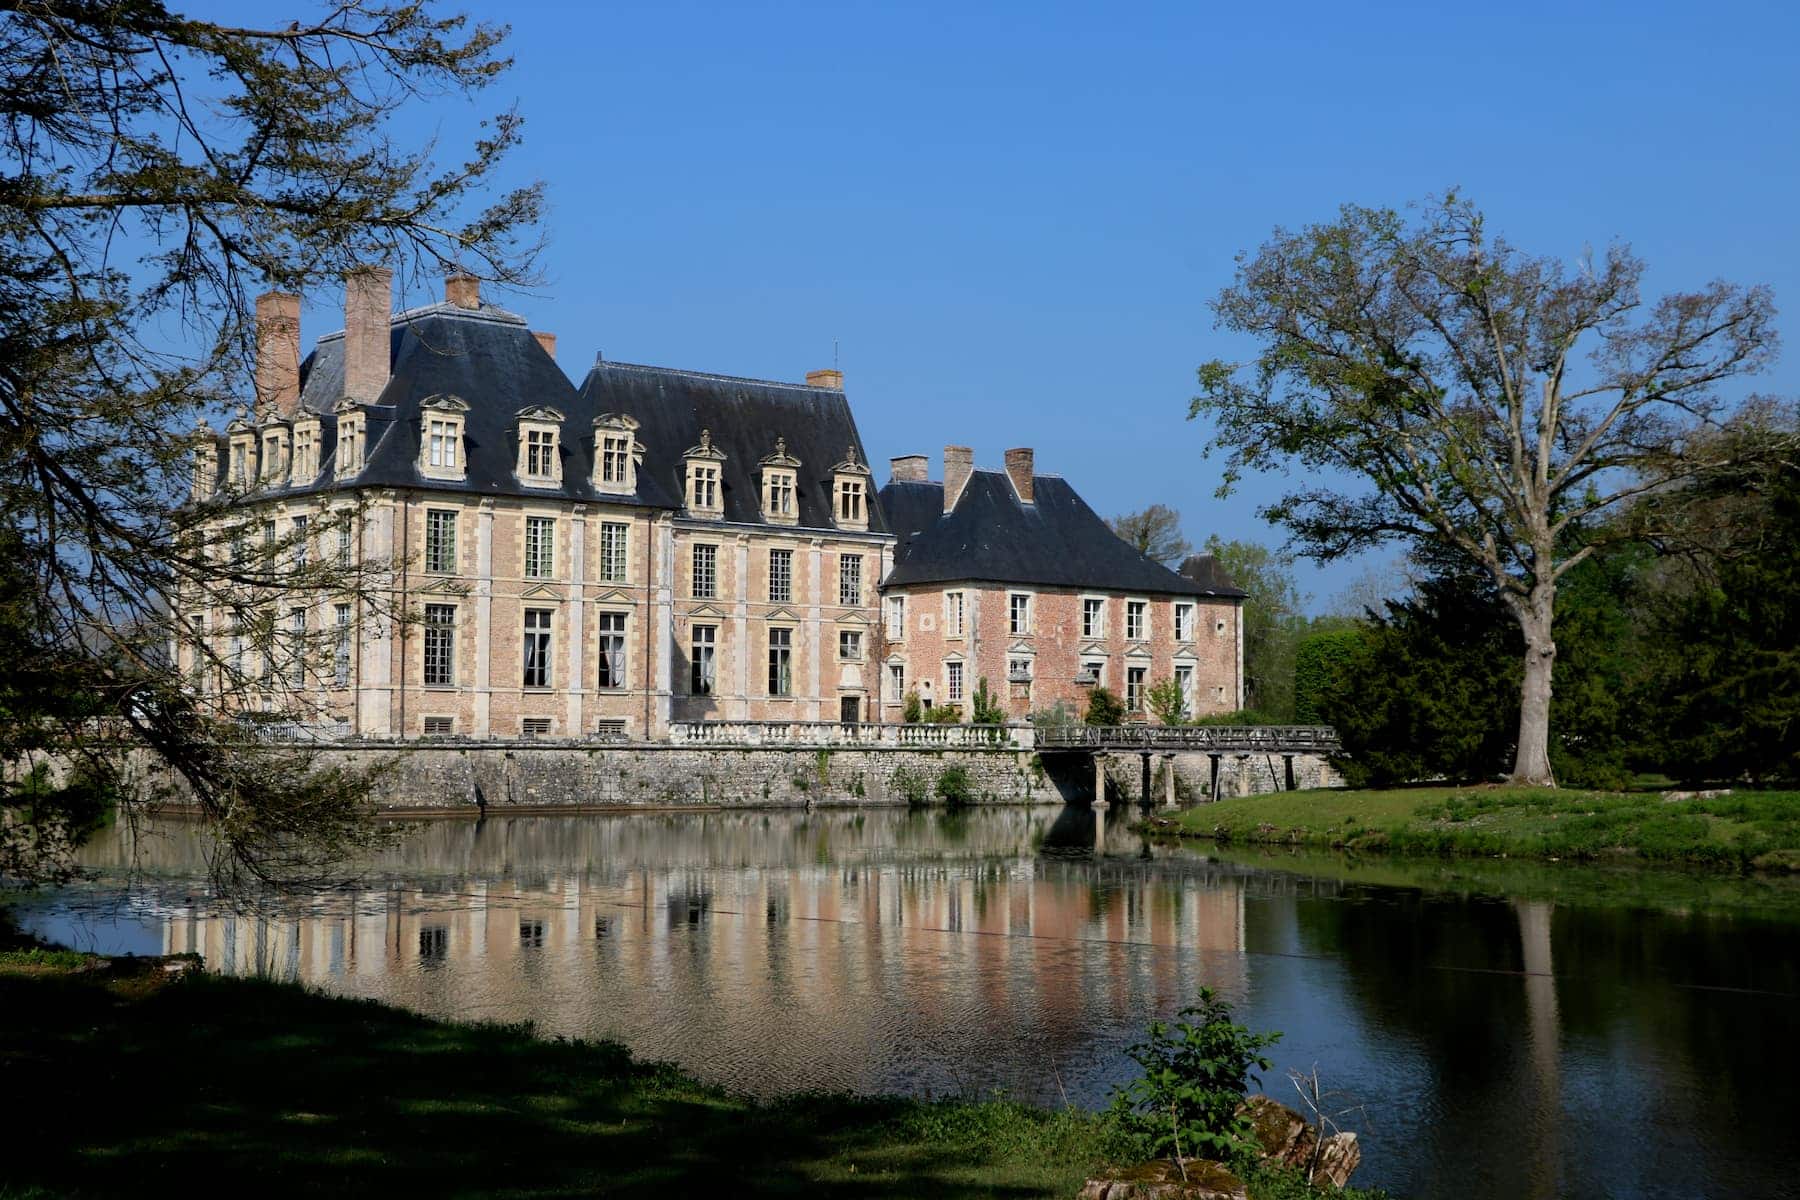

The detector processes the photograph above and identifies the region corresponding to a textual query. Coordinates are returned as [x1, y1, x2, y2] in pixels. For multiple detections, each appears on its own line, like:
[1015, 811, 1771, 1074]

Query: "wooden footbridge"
[1034, 725, 1341, 805]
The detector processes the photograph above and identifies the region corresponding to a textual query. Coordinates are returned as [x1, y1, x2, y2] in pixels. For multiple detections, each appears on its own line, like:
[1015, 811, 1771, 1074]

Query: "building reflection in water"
[93, 807, 1248, 1103]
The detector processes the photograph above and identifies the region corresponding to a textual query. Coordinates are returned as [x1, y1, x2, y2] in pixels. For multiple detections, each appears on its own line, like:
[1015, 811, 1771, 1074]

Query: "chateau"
[183, 270, 1244, 741]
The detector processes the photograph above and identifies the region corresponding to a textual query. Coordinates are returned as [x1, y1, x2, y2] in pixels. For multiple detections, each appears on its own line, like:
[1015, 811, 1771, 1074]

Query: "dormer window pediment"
[830, 444, 872, 530]
[759, 436, 800, 525]
[420, 394, 469, 481]
[515, 405, 565, 487]
[593, 412, 641, 494]
[683, 428, 726, 518]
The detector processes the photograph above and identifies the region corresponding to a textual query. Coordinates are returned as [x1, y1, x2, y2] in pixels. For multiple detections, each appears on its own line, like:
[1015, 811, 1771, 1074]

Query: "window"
[763, 469, 796, 521]
[333, 604, 351, 687]
[423, 604, 456, 686]
[524, 516, 555, 579]
[188, 614, 207, 690]
[768, 549, 792, 603]
[839, 630, 862, 661]
[839, 555, 862, 607]
[293, 425, 315, 479]
[1009, 593, 1032, 635]
[231, 527, 247, 565]
[767, 627, 792, 696]
[524, 428, 556, 478]
[946, 661, 964, 702]
[691, 625, 716, 695]
[836, 477, 865, 524]
[1127, 666, 1147, 712]
[1081, 658, 1106, 686]
[888, 662, 905, 699]
[1008, 657, 1032, 681]
[291, 515, 308, 570]
[262, 519, 277, 552]
[600, 432, 631, 486]
[520, 719, 551, 740]
[424, 509, 456, 574]
[283, 607, 306, 684]
[1082, 597, 1104, 639]
[1173, 664, 1194, 717]
[334, 410, 363, 476]
[427, 417, 458, 471]
[595, 719, 627, 741]
[599, 522, 628, 583]
[945, 590, 965, 637]
[692, 543, 717, 599]
[887, 595, 908, 641]
[1174, 602, 1195, 642]
[687, 463, 720, 512]
[262, 432, 286, 482]
[337, 521, 353, 568]
[597, 612, 626, 689]
[423, 717, 453, 738]
[1127, 600, 1147, 640]
[522, 609, 552, 688]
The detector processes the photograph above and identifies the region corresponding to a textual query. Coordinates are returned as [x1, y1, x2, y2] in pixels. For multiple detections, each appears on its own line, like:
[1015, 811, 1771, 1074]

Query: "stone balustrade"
[667, 720, 1033, 750]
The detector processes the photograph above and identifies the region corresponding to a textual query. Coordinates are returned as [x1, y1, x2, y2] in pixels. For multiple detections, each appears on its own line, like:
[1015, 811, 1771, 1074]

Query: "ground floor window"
[597, 611, 627, 689]
[946, 660, 964, 703]
[523, 609, 553, 688]
[691, 625, 716, 694]
[423, 604, 456, 686]
[888, 662, 904, 700]
[1173, 664, 1194, 717]
[768, 627, 792, 696]
[1126, 666, 1147, 713]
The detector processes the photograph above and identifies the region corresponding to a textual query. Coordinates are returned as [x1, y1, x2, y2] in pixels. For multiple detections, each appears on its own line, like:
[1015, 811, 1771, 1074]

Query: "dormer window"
[593, 413, 640, 494]
[514, 406, 565, 486]
[419, 395, 468, 481]
[226, 408, 256, 490]
[683, 428, 727, 519]
[759, 437, 800, 525]
[291, 418, 320, 483]
[259, 424, 290, 485]
[334, 399, 365, 479]
[829, 446, 872, 531]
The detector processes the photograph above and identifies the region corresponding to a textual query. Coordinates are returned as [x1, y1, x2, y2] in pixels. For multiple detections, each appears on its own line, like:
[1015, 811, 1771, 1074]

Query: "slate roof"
[1176, 554, 1248, 599]
[212, 300, 680, 508]
[574, 360, 889, 534]
[880, 470, 1216, 596]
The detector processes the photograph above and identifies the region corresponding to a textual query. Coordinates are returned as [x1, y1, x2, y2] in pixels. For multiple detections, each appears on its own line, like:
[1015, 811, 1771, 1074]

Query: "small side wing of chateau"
[182, 271, 1246, 742]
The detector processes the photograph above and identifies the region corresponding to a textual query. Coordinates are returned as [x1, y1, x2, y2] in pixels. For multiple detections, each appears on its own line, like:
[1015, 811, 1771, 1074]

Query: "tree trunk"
[1511, 584, 1557, 786]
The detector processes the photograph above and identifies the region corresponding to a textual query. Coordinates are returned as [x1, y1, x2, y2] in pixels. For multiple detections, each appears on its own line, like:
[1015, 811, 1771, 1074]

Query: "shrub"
[890, 766, 929, 806]
[926, 704, 961, 724]
[1084, 687, 1126, 726]
[1147, 677, 1188, 726]
[969, 677, 1007, 725]
[902, 690, 923, 724]
[935, 764, 975, 806]
[1109, 987, 1281, 1164]
[1188, 708, 1282, 727]
[1030, 700, 1078, 728]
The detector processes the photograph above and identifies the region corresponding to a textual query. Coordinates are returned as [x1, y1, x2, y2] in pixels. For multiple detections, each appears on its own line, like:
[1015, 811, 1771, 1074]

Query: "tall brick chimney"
[942, 446, 973, 513]
[890, 454, 928, 483]
[342, 266, 392, 404]
[805, 368, 844, 390]
[1004, 447, 1035, 504]
[445, 272, 480, 310]
[254, 291, 301, 419]
[532, 331, 557, 359]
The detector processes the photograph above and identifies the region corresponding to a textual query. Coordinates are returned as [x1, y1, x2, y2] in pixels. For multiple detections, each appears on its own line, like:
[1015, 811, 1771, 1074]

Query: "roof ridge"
[312, 302, 529, 342]
[594, 359, 831, 393]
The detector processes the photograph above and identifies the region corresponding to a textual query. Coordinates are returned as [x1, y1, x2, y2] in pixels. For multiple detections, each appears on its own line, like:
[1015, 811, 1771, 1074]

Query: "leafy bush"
[1147, 677, 1188, 726]
[969, 677, 1007, 725]
[1108, 987, 1280, 1164]
[925, 704, 961, 725]
[1293, 628, 1366, 725]
[902, 691, 923, 724]
[935, 764, 975, 806]
[1084, 687, 1126, 726]
[890, 766, 929, 806]
[1188, 709, 1283, 727]
[1030, 700, 1079, 728]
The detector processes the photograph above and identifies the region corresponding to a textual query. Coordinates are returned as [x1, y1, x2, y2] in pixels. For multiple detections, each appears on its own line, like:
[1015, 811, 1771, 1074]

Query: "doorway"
[840, 696, 861, 724]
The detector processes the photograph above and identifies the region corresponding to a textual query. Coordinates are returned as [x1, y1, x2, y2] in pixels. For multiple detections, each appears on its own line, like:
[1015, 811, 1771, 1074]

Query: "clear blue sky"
[286, 0, 1800, 610]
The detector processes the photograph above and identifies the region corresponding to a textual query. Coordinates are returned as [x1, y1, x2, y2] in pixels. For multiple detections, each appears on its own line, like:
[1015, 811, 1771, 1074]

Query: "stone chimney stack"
[445, 272, 480, 310]
[1004, 447, 1035, 504]
[890, 454, 929, 483]
[342, 266, 392, 404]
[942, 446, 974, 513]
[805, 368, 844, 390]
[254, 291, 301, 419]
[532, 331, 557, 359]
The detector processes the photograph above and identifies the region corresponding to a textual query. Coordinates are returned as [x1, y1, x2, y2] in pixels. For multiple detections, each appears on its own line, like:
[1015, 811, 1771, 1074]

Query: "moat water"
[16, 805, 1800, 1200]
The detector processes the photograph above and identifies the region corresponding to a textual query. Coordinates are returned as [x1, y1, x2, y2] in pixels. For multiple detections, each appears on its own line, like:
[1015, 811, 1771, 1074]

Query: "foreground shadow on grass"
[0, 964, 1098, 1198]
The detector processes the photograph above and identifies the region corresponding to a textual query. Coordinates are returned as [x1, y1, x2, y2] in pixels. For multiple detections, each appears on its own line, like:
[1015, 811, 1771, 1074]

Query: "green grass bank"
[0, 952, 1387, 1199]
[1149, 786, 1800, 871]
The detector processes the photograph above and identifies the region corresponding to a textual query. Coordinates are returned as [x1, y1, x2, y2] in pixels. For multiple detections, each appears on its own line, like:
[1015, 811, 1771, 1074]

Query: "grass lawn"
[1150, 786, 1800, 870]
[0, 956, 1386, 1200]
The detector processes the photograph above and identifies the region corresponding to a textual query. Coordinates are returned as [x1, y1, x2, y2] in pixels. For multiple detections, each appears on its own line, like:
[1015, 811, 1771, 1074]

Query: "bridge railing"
[668, 720, 1032, 749]
[1034, 725, 1339, 753]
